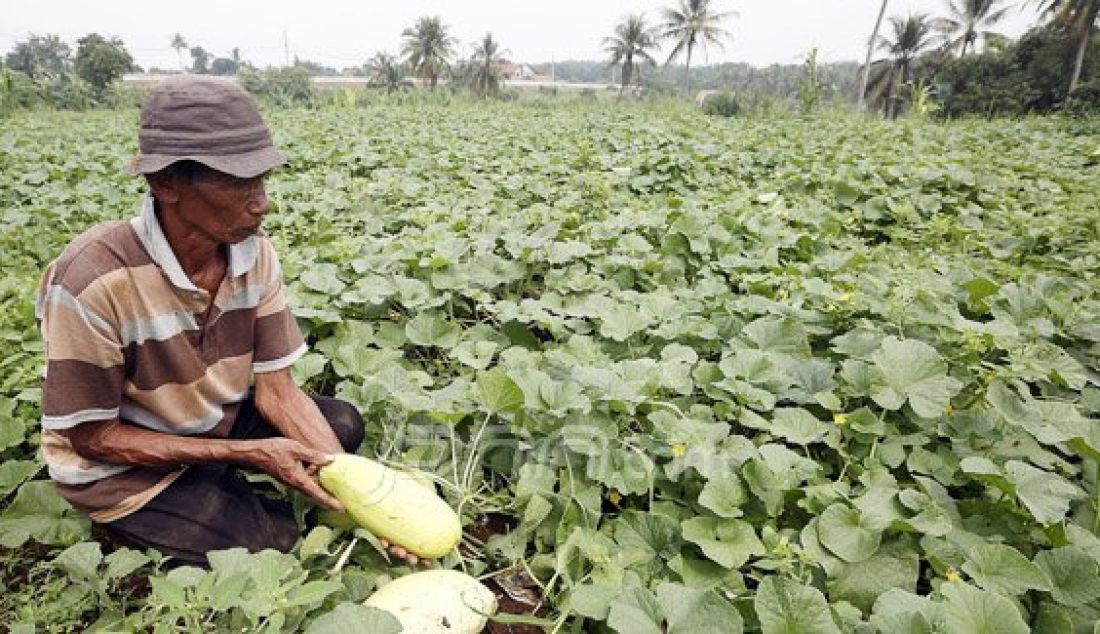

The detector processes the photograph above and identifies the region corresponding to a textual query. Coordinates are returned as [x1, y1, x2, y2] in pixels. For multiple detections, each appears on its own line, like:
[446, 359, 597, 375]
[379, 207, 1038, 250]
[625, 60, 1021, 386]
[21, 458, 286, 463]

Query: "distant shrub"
[700, 91, 740, 117]
[1065, 78, 1100, 115]
[238, 66, 313, 105]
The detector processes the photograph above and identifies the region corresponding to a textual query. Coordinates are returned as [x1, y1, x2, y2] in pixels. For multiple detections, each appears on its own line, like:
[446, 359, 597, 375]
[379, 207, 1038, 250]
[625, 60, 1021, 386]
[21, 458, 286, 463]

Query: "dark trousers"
[100, 395, 364, 567]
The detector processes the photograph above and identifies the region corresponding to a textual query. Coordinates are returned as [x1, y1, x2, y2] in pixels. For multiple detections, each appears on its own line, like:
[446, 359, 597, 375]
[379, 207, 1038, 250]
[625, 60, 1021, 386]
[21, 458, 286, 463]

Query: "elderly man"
[36, 77, 418, 566]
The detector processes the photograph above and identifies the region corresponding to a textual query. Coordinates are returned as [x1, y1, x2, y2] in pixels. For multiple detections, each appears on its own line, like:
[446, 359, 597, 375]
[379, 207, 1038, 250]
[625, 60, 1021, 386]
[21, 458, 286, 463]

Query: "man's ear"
[146, 170, 181, 205]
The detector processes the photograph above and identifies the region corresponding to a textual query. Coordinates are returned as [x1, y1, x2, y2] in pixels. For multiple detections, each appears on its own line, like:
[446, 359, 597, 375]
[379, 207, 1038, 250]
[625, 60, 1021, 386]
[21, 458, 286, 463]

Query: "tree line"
[2, 0, 1098, 115]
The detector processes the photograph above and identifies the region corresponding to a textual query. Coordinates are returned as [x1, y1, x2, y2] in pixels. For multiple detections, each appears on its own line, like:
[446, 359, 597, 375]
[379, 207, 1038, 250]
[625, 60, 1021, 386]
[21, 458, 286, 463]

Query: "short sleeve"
[252, 241, 306, 373]
[37, 263, 125, 430]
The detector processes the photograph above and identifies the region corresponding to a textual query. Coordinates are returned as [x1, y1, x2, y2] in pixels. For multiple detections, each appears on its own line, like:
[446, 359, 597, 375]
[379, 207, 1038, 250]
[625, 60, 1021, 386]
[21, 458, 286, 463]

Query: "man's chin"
[227, 228, 260, 243]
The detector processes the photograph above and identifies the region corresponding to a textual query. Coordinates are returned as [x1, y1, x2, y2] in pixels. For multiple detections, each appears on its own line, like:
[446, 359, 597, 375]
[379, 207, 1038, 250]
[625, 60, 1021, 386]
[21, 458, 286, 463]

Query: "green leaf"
[1004, 460, 1082, 525]
[53, 541, 103, 581]
[568, 583, 620, 620]
[474, 368, 524, 413]
[304, 603, 402, 634]
[681, 517, 764, 569]
[0, 460, 40, 497]
[655, 582, 744, 633]
[1034, 546, 1100, 607]
[870, 588, 942, 631]
[599, 303, 654, 342]
[613, 511, 681, 560]
[405, 311, 461, 348]
[453, 339, 498, 370]
[0, 481, 90, 548]
[817, 503, 882, 563]
[299, 264, 346, 295]
[0, 407, 26, 451]
[961, 544, 1052, 595]
[939, 582, 1029, 634]
[607, 586, 664, 634]
[769, 407, 829, 445]
[827, 541, 920, 613]
[742, 459, 785, 517]
[871, 336, 962, 418]
[285, 580, 343, 608]
[698, 473, 747, 518]
[104, 548, 151, 580]
[299, 526, 336, 559]
[743, 317, 812, 357]
[754, 576, 840, 634]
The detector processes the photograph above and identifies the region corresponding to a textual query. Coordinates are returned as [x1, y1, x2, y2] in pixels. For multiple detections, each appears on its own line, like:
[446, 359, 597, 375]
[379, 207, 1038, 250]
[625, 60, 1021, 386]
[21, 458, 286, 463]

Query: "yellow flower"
[672, 443, 687, 458]
[943, 404, 954, 416]
[608, 489, 622, 505]
[833, 413, 848, 426]
[945, 569, 960, 583]
[838, 292, 853, 303]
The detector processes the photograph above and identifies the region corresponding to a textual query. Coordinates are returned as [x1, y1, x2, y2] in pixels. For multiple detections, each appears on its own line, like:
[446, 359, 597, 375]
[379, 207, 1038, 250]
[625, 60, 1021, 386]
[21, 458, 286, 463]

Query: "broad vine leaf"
[817, 503, 882, 563]
[871, 337, 962, 418]
[304, 603, 401, 634]
[939, 582, 1029, 634]
[681, 517, 764, 569]
[474, 368, 524, 414]
[961, 544, 1052, 595]
[754, 576, 840, 634]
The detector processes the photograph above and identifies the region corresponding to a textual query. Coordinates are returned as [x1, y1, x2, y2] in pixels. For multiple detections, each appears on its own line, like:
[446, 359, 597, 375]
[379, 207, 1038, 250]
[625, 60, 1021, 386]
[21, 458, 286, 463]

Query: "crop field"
[2, 102, 1100, 632]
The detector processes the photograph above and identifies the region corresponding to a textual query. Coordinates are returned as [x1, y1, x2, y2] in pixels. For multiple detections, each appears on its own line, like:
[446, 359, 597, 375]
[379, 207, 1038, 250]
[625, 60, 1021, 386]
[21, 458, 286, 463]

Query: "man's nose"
[246, 189, 269, 215]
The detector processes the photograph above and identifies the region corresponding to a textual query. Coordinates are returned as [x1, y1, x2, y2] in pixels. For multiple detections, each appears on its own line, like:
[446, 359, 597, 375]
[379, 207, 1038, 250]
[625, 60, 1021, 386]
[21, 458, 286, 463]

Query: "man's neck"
[154, 201, 224, 281]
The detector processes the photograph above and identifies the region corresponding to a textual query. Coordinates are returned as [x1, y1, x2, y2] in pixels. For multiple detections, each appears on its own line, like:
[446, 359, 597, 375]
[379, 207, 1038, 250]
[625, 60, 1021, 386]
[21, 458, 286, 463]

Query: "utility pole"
[283, 30, 290, 66]
[551, 54, 556, 83]
[857, 0, 888, 111]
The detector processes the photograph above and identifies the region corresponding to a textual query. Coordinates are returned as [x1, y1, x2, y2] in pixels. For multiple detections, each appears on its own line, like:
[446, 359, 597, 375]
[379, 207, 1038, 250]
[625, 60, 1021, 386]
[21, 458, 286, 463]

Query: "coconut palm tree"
[659, 0, 735, 96]
[933, 0, 1011, 56]
[604, 14, 661, 97]
[1023, 0, 1100, 93]
[170, 34, 187, 71]
[867, 13, 938, 117]
[469, 33, 508, 98]
[401, 16, 456, 89]
[858, 0, 890, 110]
[367, 52, 402, 92]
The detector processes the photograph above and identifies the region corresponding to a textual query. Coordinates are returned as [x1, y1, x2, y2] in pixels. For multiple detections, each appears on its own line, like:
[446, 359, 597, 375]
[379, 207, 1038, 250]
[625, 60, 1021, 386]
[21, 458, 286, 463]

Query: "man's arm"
[60, 420, 343, 510]
[251, 369, 429, 566]
[253, 368, 344, 455]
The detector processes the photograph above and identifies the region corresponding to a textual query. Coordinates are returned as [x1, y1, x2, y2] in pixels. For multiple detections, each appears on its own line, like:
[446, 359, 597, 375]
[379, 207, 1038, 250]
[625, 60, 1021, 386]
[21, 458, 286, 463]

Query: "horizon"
[2, 1, 1042, 73]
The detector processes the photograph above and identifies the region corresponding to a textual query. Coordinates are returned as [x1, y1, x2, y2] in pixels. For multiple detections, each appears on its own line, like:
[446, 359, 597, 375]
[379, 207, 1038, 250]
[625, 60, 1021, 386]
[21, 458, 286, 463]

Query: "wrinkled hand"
[377, 538, 433, 567]
[248, 438, 344, 512]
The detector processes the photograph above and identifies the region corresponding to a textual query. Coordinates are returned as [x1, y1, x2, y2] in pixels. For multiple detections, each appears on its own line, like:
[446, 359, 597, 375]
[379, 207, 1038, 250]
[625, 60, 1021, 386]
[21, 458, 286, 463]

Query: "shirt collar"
[130, 194, 259, 291]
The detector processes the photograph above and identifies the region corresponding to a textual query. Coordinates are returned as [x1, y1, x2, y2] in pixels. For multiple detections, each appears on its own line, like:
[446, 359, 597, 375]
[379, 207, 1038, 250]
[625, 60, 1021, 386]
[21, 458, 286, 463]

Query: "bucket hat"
[128, 76, 286, 179]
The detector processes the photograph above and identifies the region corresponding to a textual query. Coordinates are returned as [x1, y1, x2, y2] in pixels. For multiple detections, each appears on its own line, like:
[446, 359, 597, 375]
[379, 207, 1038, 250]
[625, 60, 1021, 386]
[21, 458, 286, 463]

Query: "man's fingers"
[294, 474, 344, 511]
[298, 447, 335, 467]
[379, 538, 390, 549]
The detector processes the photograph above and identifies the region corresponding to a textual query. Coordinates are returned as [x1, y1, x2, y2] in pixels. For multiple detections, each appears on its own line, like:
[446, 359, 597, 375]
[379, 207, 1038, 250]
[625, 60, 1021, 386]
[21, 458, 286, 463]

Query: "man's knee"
[314, 397, 364, 452]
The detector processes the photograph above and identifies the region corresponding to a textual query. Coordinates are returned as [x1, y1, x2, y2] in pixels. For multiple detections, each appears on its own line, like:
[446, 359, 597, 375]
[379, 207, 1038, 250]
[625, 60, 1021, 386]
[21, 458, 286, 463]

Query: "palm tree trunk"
[682, 44, 694, 98]
[1068, 0, 1100, 94]
[885, 68, 897, 118]
[858, 0, 889, 111]
[620, 57, 633, 98]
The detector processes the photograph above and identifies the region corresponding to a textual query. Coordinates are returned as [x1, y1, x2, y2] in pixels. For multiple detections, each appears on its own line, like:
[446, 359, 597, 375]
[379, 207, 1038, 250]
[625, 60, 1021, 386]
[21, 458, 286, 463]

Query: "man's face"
[176, 170, 270, 245]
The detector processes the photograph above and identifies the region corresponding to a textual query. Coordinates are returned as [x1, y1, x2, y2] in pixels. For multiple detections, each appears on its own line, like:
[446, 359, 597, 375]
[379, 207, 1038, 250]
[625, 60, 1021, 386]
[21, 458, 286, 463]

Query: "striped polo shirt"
[36, 194, 306, 523]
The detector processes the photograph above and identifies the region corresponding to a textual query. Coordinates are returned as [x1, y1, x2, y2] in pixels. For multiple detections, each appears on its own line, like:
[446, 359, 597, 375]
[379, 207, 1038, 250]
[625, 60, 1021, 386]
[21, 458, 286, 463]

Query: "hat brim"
[127, 146, 287, 179]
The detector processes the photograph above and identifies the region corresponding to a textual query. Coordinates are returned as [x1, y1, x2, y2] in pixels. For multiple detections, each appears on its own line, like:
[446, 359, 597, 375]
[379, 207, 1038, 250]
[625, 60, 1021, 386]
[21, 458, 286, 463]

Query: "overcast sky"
[1, 1, 1041, 70]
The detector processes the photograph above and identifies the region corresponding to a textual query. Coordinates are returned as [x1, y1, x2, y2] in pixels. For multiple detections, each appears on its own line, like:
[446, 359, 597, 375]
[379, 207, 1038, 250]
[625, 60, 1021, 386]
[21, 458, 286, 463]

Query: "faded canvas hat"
[128, 76, 286, 179]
